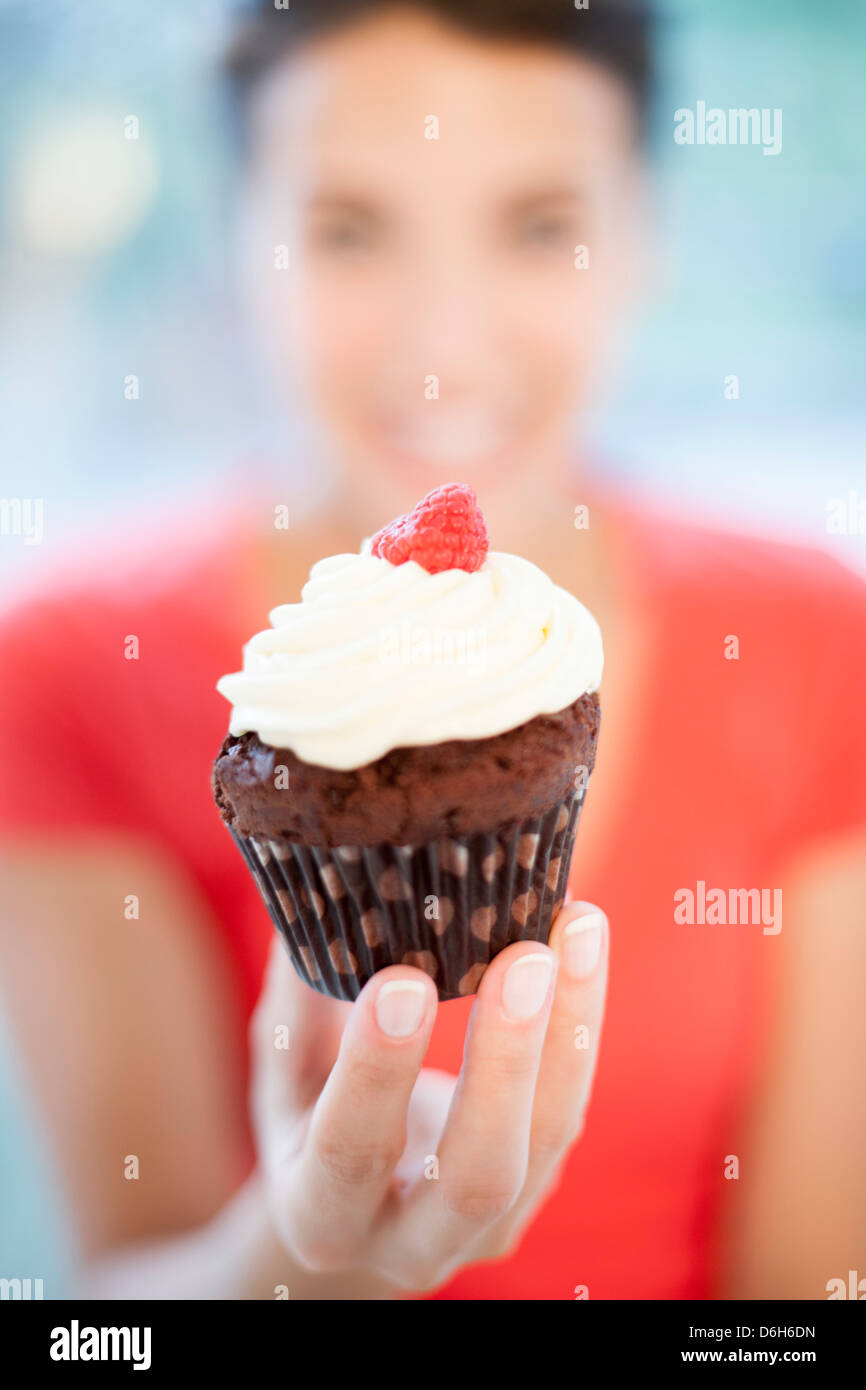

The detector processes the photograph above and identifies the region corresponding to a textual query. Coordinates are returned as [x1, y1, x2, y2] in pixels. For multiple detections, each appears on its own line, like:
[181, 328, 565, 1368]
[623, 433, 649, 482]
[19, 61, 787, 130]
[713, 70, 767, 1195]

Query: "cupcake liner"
[231, 785, 587, 1002]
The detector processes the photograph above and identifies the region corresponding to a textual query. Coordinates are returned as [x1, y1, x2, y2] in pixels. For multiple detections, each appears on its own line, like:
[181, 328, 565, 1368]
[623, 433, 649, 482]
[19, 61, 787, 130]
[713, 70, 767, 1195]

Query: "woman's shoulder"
[617, 493, 866, 635]
[614, 492, 866, 841]
[0, 503, 264, 781]
[0, 505, 255, 657]
[0, 505, 261, 832]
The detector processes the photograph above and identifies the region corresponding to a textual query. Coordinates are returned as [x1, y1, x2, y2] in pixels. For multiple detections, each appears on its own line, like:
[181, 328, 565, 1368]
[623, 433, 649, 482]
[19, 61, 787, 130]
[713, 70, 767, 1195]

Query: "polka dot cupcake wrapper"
[230, 788, 586, 1002]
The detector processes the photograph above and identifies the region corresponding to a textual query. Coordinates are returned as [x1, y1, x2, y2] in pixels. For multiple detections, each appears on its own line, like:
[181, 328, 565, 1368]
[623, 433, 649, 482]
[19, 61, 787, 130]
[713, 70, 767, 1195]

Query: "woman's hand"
[251, 901, 608, 1292]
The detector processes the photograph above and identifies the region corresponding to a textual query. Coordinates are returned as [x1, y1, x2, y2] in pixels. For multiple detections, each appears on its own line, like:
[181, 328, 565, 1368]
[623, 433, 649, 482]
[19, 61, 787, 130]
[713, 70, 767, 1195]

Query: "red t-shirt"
[1, 499, 864, 1299]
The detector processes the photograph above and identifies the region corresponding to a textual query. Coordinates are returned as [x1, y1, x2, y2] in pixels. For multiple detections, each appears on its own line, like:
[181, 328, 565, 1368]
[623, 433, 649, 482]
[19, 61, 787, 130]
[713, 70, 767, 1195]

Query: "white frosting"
[217, 551, 603, 770]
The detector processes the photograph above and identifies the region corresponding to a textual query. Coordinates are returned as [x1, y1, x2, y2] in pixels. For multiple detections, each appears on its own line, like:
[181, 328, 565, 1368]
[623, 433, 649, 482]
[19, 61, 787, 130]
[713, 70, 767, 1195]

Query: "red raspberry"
[370, 483, 489, 575]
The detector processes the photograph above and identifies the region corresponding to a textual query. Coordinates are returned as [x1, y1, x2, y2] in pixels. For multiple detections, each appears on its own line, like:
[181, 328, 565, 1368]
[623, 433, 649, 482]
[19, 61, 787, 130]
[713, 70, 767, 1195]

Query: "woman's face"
[243, 6, 643, 526]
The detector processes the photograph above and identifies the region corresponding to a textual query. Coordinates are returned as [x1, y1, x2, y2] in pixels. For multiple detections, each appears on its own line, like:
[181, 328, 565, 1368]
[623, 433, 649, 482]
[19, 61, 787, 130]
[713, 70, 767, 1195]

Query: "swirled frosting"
[217, 550, 603, 770]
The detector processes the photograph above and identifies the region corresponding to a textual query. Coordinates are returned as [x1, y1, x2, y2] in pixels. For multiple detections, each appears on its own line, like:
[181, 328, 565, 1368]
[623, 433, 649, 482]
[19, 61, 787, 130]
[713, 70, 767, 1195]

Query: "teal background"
[0, 1013, 73, 1296]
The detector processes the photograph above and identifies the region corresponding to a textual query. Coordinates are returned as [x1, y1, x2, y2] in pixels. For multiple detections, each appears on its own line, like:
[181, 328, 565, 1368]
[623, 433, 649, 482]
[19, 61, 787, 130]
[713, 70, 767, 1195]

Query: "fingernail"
[375, 980, 428, 1038]
[562, 912, 605, 979]
[502, 953, 555, 1021]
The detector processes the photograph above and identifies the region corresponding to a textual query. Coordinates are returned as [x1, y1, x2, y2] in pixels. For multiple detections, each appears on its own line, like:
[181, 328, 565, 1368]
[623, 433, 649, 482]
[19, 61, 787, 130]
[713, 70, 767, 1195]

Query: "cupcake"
[213, 484, 602, 1002]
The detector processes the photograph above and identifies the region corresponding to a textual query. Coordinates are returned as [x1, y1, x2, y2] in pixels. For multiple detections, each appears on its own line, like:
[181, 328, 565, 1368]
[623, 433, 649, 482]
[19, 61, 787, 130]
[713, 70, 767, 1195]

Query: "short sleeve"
[0, 596, 124, 836]
[813, 555, 866, 836]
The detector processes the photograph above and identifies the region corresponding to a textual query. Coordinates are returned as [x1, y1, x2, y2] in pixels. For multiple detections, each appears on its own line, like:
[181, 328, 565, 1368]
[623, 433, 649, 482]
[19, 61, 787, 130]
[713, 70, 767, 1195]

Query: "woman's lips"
[374, 408, 517, 478]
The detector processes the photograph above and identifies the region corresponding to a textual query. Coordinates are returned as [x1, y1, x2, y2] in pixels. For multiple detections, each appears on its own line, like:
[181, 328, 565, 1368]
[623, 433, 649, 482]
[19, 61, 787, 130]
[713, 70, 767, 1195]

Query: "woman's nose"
[393, 245, 501, 389]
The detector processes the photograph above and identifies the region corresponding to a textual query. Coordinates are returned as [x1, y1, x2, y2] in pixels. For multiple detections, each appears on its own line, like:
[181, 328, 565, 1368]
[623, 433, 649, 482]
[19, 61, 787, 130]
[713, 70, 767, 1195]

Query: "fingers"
[375, 941, 557, 1287]
[279, 964, 438, 1270]
[533, 901, 608, 1152]
[474, 902, 609, 1259]
[255, 903, 609, 1290]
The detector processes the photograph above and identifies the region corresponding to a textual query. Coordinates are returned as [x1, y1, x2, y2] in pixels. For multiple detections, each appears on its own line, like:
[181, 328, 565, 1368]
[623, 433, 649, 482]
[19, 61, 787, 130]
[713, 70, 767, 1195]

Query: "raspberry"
[370, 483, 489, 574]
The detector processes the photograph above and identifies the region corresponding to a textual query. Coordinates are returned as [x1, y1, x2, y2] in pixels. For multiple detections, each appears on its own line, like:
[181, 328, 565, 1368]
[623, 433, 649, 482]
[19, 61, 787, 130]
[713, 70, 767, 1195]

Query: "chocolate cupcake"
[213, 484, 602, 1001]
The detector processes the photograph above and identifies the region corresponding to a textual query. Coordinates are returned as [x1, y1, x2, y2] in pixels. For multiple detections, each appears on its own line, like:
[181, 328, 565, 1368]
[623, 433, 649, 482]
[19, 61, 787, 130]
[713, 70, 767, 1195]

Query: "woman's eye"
[313, 219, 378, 252]
[515, 214, 573, 247]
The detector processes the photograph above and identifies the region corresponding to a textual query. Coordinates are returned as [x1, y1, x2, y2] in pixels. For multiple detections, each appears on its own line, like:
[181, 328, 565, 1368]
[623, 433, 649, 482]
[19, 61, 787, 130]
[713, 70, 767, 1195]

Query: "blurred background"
[1, 0, 864, 599]
[0, 0, 864, 1293]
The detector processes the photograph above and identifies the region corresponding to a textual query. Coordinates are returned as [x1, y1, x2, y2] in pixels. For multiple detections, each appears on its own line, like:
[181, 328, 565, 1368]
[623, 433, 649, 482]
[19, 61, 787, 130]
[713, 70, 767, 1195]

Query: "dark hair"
[226, 0, 653, 132]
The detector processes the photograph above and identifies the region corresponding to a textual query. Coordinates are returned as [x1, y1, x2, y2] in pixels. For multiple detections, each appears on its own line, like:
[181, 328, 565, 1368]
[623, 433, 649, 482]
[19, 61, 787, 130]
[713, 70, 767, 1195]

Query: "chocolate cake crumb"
[212, 692, 600, 847]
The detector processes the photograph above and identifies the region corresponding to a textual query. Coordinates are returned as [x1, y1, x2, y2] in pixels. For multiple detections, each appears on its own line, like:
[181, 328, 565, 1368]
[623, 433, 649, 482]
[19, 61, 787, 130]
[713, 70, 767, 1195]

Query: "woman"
[0, 0, 864, 1299]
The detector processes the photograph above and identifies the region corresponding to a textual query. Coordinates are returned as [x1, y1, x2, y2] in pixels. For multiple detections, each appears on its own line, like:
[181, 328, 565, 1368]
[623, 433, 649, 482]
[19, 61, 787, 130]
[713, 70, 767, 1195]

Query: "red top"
[1, 498, 864, 1300]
